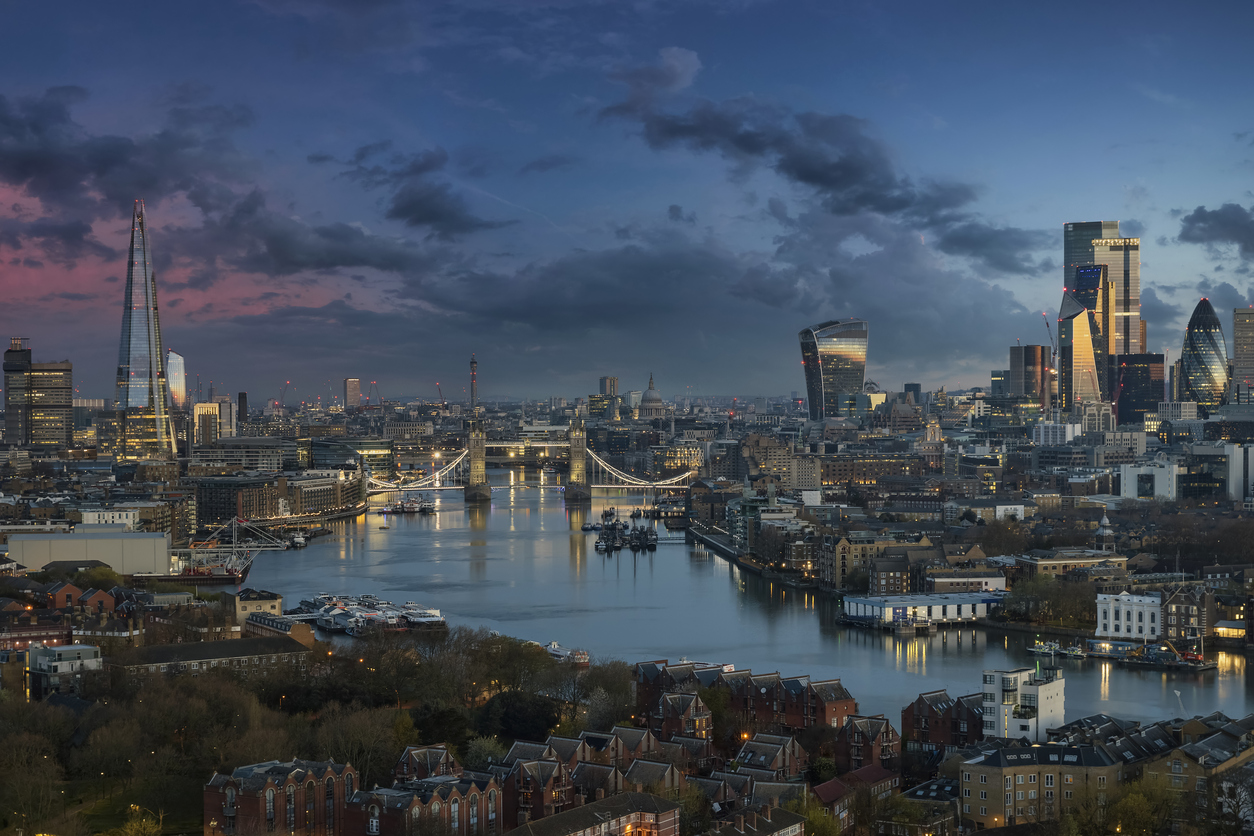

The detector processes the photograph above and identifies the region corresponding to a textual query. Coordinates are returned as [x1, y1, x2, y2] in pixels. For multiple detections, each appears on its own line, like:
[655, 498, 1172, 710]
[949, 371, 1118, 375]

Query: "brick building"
[509, 792, 679, 836]
[901, 690, 984, 757]
[204, 759, 357, 836]
[831, 715, 900, 774]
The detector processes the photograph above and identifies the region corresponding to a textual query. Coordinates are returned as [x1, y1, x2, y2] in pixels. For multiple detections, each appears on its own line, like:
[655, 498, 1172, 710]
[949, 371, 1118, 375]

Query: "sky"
[3, 1, 1254, 405]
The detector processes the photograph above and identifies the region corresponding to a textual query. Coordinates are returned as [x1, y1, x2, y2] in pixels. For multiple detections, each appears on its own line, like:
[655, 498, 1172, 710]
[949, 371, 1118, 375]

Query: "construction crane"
[279, 380, 290, 408]
[436, 382, 444, 405]
[1041, 313, 1058, 413]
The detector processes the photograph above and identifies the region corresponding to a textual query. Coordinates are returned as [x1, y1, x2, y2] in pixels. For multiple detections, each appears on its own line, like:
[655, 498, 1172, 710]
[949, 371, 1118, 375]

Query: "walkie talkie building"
[115, 200, 176, 460]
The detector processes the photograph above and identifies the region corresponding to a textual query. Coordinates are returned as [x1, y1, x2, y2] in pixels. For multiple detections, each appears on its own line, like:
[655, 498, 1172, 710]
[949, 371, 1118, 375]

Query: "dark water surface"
[246, 469, 1250, 724]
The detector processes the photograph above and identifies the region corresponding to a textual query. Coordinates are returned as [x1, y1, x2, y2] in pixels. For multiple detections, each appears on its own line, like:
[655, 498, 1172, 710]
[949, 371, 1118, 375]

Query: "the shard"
[115, 200, 176, 459]
[1180, 297, 1229, 411]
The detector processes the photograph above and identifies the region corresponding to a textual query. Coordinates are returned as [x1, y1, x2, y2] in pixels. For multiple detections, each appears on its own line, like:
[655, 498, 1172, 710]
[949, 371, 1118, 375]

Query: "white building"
[843, 592, 999, 625]
[1033, 422, 1080, 446]
[1096, 591, 1161, 639]
[80, 508, 139, 530]
[1120, 461, 1184, 501]
[981, 667, 1065, 743]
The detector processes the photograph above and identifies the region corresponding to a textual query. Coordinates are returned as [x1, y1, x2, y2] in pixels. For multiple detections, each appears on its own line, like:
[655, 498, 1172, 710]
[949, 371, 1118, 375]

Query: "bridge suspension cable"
[586, 449, 695, 487]
[369, 449, 469, 491]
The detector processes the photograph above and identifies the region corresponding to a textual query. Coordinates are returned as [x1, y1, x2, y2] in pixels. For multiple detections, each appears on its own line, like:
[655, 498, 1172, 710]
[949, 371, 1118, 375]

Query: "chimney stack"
[735, 816, 745, 833]
[596, 789, 605, 801]
[748, 812, 758, 830]
[762, 805, 772, 821]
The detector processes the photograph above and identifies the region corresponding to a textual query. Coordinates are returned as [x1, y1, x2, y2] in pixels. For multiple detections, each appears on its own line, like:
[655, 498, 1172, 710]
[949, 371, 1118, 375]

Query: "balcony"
[1012, 706, 1037, 720]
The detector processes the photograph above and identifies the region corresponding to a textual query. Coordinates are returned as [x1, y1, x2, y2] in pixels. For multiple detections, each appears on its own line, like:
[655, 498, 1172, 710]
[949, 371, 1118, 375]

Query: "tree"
[463, 736, 507, 771]
[677, 783, 714, 836]
[843, 568, 870, 593]
[476, 691, 560, 742]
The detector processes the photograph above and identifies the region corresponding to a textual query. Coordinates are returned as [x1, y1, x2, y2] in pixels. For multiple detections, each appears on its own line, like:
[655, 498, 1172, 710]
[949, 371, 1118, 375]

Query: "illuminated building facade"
[1008, 345, 1050, 404]
[166, 350, 186, 411]
[3, 338, 72, 450]
[1064, 221, 1141, 355]
[1180, 298, 1229, 410]
[799, 319, 868, 420]
[343, 378, 360, 412]
[1233, 308, 1254, 392]
[114, 201, 176, 460]
[1057, 292, 1103, 409]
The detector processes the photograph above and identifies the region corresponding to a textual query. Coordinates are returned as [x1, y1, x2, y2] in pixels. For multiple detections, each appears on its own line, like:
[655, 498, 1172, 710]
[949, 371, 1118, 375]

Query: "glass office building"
[166, 349, 186, 411]
[1058, 292, 1104, 409]
[114, 200, 176, 459]
[1115, 353, 1165, 426]
[1064, 222, 1141, 356]
[1181, 298, 1229, 411]
[799, 319, 868, 420]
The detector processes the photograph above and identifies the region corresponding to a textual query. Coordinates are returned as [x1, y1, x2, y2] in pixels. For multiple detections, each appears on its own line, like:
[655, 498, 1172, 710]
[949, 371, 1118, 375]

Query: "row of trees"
[0, 627, 637, 833]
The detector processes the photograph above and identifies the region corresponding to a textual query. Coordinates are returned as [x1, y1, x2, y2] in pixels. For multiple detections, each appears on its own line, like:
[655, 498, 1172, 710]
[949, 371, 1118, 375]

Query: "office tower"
[470, 354, 478, 412]
[4, 338, 32, 444]
[1180, 298, 1229, 410]
[238, 392, 249, 421]
[1057, 292, 1103, 409]
[1065, 222, 1140, 359]
[217, 401, 237, 438]
[3, 339, 72, 450]
[1008, 345, 1050, 404]
[114, 200, 176, 460]
[903, 382, 922, 404]
[207, 384, 218, 402]
[1070, 264, 1116, 391]
[1140, 320, 1148, 354]
[193, 402, 220, 446]
[990, 370, 1009, 397]
[798, 319, 869, 420]
[343, 378, 361, 411]
[1115, 354, 1165, 425]
[166, 350, 186, 411]
[1234, 308, 1254, 389]
[599, 376, 619, 397]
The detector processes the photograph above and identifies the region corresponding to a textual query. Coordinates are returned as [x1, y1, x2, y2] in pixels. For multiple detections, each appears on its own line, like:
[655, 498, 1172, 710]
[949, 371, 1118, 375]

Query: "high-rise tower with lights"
[114, 200, 175, 460]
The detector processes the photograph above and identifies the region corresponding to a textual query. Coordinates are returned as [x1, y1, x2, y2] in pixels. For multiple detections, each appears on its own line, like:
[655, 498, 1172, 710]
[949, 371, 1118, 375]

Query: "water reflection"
[245, 471, 1254, 724]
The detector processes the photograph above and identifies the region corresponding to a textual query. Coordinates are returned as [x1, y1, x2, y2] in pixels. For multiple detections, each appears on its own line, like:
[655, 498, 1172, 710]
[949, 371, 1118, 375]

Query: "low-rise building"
[224, 587, 283, 625]
[27, 642, 102, 699]
[1096, 591, 1161, 640]
[958, 744, 1122, 830]
[980, 668, 1064, 743]
[901, 690, 984, 757]
[204, 759, 357, 836]
[509, 791, 680, 836]
[111, 636, 311, 678]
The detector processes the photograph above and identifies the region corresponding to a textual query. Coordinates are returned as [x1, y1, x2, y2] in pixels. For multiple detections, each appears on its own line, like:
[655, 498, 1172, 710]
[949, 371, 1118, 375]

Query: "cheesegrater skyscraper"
[114, 200, 176, 460]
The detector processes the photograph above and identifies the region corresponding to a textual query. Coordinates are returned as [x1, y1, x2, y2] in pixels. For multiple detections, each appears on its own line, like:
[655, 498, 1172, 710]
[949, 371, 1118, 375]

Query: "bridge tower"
[464, 419, 491, 503]
[565, 419, 591, 502]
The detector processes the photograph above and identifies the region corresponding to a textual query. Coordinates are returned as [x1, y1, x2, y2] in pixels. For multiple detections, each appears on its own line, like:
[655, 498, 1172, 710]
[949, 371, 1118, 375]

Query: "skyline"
[4, 3, 1254, 401]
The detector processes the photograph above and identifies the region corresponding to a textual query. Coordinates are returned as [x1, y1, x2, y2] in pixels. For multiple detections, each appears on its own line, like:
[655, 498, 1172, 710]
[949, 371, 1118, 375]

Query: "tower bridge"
[367, 422, 694, 501]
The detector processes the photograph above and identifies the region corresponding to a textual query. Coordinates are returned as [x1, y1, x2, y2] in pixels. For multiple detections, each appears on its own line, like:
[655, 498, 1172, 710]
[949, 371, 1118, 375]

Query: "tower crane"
[1042, 313, 1059, 413]
[436, 382, 445, 405]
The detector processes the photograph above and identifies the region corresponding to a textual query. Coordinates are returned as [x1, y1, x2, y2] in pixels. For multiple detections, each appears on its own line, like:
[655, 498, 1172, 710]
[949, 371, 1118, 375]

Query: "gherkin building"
[1181, 297, 1229, 410]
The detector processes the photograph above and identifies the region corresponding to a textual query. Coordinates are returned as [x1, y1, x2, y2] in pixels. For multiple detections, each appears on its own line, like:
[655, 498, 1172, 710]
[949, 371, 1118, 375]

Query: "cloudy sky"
[3, 1, 1254, 405]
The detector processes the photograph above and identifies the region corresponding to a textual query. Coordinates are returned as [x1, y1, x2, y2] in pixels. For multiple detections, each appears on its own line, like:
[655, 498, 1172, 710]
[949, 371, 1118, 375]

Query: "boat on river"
[1028, 641, 1061, 656]
[544, 641, 590, 667]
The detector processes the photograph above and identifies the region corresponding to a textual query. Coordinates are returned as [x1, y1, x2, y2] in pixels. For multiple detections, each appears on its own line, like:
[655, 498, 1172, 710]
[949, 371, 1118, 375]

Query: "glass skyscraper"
[166, 349, 186, 411]
[1058, 291, 1104, 409]
[114, 200, 176, 459]
[1115, 353, 1165, 426]
[1064, 221, 1142, 356]
[799, 319, 868, 420]
[1233, 308, 1254, 389]
[1180, 298, 1229, 411]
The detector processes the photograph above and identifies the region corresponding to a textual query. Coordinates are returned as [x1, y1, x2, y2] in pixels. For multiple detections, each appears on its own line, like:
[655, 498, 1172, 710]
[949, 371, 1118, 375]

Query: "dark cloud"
[159, 190, 445, 285]
[0, 217, 115, 265]
[1178, 203, 1254, 259]
[0, 86, 254, 221]
[322, 144, 513, 240]
[599, 50, 1050, 278]
[385, 181, 515, 240]
[1121, 218, 1146, 237]
[934, 223, 1053, 276]
[1196, 279, 1252, 317]
[518, 154, 579, 175]
[1140, 286, 1182, 331]
[667, 204, 695, 224]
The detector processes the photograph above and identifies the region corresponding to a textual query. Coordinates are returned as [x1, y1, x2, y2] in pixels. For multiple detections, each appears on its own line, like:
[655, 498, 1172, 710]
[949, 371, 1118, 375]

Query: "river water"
[245, 468, 1250, 725]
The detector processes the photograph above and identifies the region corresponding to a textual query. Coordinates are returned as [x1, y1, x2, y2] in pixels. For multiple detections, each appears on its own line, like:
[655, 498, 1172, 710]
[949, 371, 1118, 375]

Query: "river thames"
[245, 468, 1250, 724]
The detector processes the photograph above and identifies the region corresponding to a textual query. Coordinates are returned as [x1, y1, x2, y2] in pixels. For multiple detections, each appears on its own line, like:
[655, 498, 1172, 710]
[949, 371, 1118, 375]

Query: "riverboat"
[1028, 641, 1061, 656]
[544, 641, 590, 667]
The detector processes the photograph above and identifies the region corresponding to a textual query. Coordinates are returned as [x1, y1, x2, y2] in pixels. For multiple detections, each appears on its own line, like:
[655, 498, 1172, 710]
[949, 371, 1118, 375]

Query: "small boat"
[594, 541, 607, 552]
[1059, 645, 1086, 659]
[1028, 641, 1060, 656]
[581, 523, 593, 531]
[544, 641, 591, 667]
[630, 508, 642, 519]
[379, 525, 390, 530]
